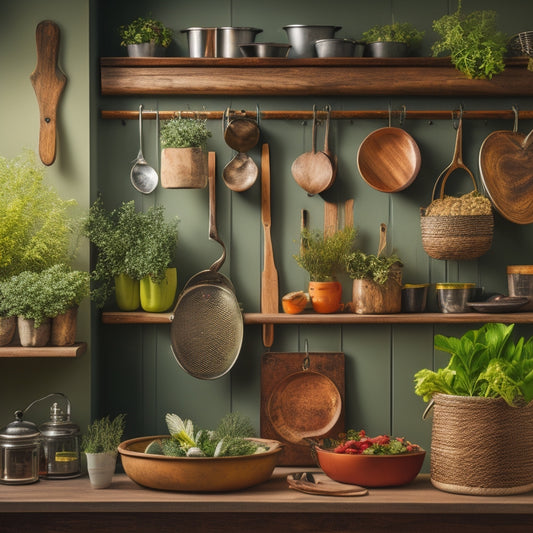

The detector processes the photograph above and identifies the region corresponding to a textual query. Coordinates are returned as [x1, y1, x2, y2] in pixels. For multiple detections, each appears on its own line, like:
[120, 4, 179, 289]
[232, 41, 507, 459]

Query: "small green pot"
[114, 274, 140, 311]
[140, 268, 177, 312]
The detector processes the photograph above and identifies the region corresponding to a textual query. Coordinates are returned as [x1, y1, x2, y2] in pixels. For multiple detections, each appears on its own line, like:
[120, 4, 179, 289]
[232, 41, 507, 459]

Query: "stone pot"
[17, 317, 51, 347]
[161, 147, 208, 189]
[51, 306, 79, 346]
[351, 267, 402, 314]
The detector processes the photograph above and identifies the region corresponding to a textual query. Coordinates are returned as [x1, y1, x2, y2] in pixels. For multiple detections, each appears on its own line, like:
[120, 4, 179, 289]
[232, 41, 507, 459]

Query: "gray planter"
[364, 41, 408, 58]
[127, 43, 166, 57]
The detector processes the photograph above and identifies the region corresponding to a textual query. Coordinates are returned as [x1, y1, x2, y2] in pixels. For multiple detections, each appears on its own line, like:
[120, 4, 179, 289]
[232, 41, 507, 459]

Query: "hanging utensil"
[30, 20, 67, 166]
[130, 104, 159, 194]
[169, 152, 243, 380]
[291, 105, 335, 195]
[261, 143, 279, 348]
[479, 106, 533, 224]
[357, 105, 421, 193]
[223, 109, 261, 152]
[222, 152, 259, 192]
[320, 105, 337, 190]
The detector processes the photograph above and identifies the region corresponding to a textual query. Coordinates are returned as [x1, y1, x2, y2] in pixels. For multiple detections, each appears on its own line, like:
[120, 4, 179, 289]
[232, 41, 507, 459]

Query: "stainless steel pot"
[283, 25, 341, 57]
[314, 38, 356, 57]
[181, 27, 218, 57]
[218, 27, 263, 57]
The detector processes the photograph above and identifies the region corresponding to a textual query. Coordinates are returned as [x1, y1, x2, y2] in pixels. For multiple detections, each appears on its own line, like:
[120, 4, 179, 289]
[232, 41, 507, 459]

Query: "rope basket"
[430, 394, 533, 495]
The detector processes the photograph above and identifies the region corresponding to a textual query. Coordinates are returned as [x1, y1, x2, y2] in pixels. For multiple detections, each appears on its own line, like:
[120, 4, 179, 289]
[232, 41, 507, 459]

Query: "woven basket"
[430, 394, 533, 495]
[420, 161, 494, 261]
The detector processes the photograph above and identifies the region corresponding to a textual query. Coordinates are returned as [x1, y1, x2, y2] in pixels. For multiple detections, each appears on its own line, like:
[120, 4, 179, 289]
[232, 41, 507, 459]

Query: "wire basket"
[518, 31, 533, 70]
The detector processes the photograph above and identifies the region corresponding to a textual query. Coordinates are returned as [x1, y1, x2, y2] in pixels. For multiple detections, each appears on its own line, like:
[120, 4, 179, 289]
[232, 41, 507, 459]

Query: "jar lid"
[507, 265, 533, 274]
[0, 412, 40, 441]
[435, 283, 475, 289]
[39, 403, 80, 438]
[403, 283, 430, 289]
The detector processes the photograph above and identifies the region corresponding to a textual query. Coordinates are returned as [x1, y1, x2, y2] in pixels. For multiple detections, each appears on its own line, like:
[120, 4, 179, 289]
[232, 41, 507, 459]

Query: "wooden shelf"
[0, 342, 87, 358]
[101, 311, 533, 325]
[100, 57, 533, 97]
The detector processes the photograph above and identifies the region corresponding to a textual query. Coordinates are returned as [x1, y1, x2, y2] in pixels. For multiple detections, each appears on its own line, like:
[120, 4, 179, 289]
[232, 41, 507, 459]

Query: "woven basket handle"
[431, 114, 478, 201]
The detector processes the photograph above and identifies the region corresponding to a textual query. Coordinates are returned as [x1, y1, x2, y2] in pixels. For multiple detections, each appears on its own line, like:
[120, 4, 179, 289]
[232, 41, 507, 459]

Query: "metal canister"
[39, 402, 81, 479]
[0, 412, 40, 485]
[218, 27, 263, 57]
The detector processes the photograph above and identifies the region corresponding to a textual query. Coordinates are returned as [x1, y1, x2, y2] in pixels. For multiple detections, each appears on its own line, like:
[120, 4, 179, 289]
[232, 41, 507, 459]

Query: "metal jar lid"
[0, 411, 40, 442]
[39, 403, 80, 438]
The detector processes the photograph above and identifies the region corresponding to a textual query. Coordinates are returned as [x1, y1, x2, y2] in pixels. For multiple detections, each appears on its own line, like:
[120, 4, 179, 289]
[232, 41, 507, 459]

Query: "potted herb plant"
[119, 16, 173, 57]
[414, 323, 533, 495]
[362, 21, 424, 57]
[82, 197, 179, 311]
[81, 414, 126, 489]
[432, 0, 507, 79]
[0, 265, 89, 347]
[160, 117, 212, 189]
[0, 151, 77, 281]
[344, 224, 402, 314]
[294, 226, 356, 313]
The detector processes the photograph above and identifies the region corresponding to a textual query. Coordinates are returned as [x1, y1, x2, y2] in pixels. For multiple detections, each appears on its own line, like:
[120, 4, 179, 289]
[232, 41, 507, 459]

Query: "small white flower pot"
[85, 451, 117, 489]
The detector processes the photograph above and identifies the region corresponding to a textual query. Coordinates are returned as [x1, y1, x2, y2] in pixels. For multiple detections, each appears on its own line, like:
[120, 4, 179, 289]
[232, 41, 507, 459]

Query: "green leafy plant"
[0, 151, 77, 280]
[0, 265, 90, 326]
[344, 251, 402, 284]
[119, 16, 172, 47]
[294, 226, 357, 282]
[431, 0, 507, 79]
[414, 323, 533, 407]
[160, 118, 212, 149]
[81, 414, 126, 454]
[82, 197, 179, 307]
[362, 22, 424, 49]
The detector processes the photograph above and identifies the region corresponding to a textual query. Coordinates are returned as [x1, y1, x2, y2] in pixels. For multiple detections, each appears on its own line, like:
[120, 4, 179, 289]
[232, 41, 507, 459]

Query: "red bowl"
[315, 447, 426, 487]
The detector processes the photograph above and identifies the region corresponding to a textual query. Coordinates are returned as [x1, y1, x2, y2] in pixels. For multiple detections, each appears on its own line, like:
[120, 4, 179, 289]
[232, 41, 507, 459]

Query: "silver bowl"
[283, 25, 341, 57]
[315, 38, 357, 57]
[239, 43, 291, 58]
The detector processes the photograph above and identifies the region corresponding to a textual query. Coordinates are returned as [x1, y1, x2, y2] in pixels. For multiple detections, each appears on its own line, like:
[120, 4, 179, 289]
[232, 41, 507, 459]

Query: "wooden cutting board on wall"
[261, 351, 345, 465]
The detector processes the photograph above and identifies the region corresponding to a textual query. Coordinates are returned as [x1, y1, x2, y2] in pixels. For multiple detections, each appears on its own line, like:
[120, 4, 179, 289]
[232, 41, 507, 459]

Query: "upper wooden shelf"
[0, 342, 87, 358]
[101, 311, 533, 325]
[100, 57, 533, 97]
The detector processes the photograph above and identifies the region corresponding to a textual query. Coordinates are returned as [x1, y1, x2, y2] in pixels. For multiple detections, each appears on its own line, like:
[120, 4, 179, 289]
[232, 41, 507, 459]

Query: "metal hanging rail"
[100, 108, 533, 121]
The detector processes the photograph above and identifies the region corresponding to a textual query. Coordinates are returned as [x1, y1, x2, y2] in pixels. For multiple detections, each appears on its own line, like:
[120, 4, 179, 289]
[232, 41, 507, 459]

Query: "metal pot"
[181, 27, 218, 57]
[218, 27, 263, 57]
[283, 25, 341, 57]
[0, 412, 40, 485]
[314, 38, 356, 57]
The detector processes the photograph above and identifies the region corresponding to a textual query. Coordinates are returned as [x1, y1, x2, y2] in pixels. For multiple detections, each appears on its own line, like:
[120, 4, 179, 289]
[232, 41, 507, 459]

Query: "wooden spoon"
[291, 106, 334, 195]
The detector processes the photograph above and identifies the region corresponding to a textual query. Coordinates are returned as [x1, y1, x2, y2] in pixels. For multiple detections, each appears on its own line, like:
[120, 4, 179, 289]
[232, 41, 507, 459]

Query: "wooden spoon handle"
[30, 20, 67, 166]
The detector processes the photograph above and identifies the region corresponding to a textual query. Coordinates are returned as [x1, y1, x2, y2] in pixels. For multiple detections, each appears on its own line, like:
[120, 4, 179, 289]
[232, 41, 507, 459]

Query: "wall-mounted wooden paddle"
[30, 20, 67, 166]
[261, 143, 279, 348]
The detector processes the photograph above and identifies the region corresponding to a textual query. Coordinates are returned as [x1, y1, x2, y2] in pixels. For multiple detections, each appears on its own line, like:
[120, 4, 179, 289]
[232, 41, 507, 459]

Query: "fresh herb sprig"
[344, 251, 401, 285]
[362, 22, 424, 51]
[160, 118, 212, 149]
[81, 414, 126, 454]
[432, 0, 507, 79]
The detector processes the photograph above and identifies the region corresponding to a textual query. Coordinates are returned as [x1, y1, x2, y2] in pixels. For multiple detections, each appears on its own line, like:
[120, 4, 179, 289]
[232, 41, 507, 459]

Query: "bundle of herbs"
[145, 412, 269, 458]
[414, 323, 533, 407]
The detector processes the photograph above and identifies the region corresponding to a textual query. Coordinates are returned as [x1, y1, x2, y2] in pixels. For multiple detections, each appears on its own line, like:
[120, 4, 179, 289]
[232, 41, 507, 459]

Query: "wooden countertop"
[2, 469, 533, 514]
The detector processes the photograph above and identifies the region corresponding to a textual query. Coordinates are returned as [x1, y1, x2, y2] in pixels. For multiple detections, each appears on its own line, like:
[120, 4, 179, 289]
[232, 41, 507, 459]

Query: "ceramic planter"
[161, 147, 208, 189]
[308, 281, 342, 313]
[85, 451, 117, 489]
[17, 317, 51, 347]
[51, 306, 78, 346]
[140, 268, 177, 312]
[0, 316, 16, 346]
[114, 274, 140, 311]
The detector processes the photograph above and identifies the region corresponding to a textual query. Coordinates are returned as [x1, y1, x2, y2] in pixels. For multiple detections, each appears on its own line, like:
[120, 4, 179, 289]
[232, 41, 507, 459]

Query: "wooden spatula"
[30, 20, 67, 166]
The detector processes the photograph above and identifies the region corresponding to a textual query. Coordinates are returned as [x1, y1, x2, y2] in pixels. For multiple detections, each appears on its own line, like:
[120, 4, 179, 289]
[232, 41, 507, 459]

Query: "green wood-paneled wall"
[95, 0, 533, 469]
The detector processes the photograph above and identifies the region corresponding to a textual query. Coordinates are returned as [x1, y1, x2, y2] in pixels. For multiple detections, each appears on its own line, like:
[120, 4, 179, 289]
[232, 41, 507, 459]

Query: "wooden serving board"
[261, 351, 345, 465]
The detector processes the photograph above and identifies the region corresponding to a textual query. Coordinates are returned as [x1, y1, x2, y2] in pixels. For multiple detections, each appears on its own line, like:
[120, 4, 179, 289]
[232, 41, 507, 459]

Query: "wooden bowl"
[315, 446, 425, 487]
[118, 436, 282, 492]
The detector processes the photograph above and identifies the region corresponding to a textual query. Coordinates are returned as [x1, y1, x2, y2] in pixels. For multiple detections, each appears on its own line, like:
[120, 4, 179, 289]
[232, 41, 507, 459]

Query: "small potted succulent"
[119, 16, 173, 57]
[82, 197, 179, 312]
[293, 226, 356, 313]
[81, 414, 126, 489]
[362, 21, 424, 57]
[160, 117, 212, 189]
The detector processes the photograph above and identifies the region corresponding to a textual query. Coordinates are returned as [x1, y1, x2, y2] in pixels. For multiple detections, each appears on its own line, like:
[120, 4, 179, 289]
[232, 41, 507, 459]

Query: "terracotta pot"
[51, 306, 78, 346]
[352, 269, 402, 314]
[17, 317, 51, 347]
[0, 316, 16, 346]
[161, 147, 208, 189]
[308, 281, 342, 313]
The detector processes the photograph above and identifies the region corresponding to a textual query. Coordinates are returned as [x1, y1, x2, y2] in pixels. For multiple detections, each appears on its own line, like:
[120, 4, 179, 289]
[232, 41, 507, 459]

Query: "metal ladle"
[130, 104, 158, 194]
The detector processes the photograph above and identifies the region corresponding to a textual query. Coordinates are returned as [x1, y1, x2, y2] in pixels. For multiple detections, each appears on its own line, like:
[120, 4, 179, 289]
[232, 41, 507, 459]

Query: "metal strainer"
[169, 152, 243, 379]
